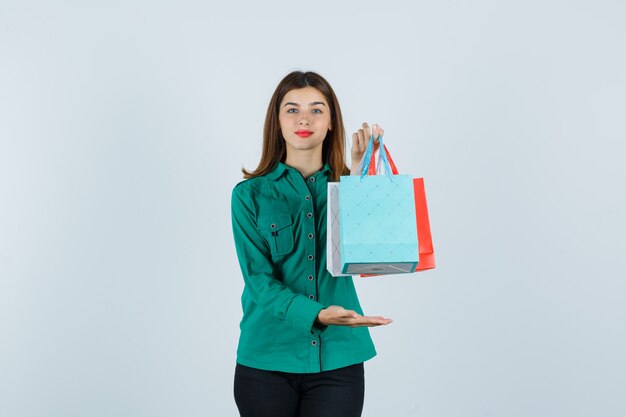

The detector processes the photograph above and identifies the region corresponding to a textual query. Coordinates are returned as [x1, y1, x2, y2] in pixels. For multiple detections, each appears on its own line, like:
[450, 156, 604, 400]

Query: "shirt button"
[308, 295, 315, 300]
[311, 340, 318, 346]
[309, 177, 316, 182]
[305, 195, 311, 200]
[308, 233, 314, 239]
[307, 275, 314, 281]
[308, 255, 314, 261]
[307, 212, 313, 218]
[270, 223, 276, 229]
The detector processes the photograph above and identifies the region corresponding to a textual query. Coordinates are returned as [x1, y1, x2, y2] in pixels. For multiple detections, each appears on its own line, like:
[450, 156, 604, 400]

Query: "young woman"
[231, 71, 391, 417]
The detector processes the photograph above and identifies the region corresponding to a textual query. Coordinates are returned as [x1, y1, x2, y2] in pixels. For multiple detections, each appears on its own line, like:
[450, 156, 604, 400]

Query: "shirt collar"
[266, 162, 289, 181]
[266, 162, 332, 181]
[319, 163, 332, 176]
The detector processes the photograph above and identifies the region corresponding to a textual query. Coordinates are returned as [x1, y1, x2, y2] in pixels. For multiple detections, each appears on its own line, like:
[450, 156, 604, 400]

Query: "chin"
[290, 145, 322, 152]
[285, 138, 324, 150]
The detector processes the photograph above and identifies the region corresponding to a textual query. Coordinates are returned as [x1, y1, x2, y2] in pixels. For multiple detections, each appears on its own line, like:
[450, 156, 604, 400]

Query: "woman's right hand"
[317, 305, 392, 327]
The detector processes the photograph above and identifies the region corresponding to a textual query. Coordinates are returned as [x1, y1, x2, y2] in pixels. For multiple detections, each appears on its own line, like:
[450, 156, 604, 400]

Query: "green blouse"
[231, 162, 376, 373]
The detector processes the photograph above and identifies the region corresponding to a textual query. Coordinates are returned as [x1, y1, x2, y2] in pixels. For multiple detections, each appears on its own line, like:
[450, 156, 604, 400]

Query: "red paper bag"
[359, 145, 435, 276]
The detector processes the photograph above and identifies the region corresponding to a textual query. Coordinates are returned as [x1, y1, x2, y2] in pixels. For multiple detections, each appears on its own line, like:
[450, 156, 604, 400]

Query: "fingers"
[351, 132, 363, 155]
[335, 312, 392, 327]
[319, 306, 392, 327]
[353, 315, 393, 326]
[372, 124, 384, 150]
[351, 122, 373, 160]
[357, 122, 369, 151]
[373, 124, 384, 139]
[361, 122, 371, 141]
[353, 122, 384, 145]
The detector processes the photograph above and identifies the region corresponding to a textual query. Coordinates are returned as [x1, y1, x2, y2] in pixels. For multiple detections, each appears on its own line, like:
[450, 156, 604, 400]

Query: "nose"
[298, 115, 310, 126]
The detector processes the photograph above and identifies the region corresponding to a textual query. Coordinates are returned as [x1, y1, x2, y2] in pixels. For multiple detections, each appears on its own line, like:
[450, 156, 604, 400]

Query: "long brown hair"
[242, 71, 349, 182]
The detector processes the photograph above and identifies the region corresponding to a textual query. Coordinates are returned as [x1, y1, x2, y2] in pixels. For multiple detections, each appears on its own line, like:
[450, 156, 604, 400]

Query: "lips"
[295, 130, 313, 138]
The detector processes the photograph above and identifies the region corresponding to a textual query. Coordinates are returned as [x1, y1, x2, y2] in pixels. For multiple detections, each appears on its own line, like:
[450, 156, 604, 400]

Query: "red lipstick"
[295, 130, 313, 138]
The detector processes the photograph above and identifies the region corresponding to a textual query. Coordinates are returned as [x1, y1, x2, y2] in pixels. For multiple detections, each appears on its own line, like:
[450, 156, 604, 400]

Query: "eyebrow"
[283, 101, 327, 107]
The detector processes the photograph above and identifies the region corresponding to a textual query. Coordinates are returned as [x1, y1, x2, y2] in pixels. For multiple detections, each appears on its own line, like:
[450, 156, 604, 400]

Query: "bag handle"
[369, 144, 399, 175]
[356, 134, 394, 181]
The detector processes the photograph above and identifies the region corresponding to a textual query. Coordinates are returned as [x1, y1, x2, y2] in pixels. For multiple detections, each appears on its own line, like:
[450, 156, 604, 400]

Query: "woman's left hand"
[350, 122, 384, 175]
[317, 305, 392, 327]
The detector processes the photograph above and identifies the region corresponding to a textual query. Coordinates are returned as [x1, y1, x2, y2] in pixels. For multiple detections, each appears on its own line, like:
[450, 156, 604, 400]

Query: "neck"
[284, 148, 324, 178]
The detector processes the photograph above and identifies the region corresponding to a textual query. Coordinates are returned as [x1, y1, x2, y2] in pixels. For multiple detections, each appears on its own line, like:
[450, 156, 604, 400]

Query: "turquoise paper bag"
[339, 135, 419, 274]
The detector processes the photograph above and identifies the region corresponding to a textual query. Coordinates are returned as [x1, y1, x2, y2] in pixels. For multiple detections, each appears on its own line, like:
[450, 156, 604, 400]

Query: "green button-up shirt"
[231, 162, 376, 373]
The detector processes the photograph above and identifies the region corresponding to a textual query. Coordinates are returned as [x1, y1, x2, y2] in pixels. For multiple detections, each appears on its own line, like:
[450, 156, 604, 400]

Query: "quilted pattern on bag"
[339, 175, 419, 274]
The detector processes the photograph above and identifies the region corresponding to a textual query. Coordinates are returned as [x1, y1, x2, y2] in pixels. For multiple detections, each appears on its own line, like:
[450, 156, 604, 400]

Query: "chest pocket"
[257, 214, 295, 257]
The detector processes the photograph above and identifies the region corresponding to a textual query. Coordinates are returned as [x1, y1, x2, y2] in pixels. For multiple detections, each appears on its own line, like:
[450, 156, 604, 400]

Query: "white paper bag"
[326, 182, 350, 277]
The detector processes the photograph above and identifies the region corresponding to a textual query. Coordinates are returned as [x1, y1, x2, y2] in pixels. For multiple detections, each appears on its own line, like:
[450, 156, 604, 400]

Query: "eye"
[286, 108, 298, 113]
[312, 109, 323, 114]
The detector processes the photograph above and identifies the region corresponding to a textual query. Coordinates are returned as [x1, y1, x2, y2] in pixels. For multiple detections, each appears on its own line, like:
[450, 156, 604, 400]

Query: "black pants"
[233, 362, 365, 417]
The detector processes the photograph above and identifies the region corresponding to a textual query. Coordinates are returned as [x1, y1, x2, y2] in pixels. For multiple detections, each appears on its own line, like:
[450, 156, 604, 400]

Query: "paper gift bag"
[326, 182, 350, 277]
[327, 176, 435, 277]
[338, 136, 419, 275]
[358, 145, 436, 276]
[412, 177, 435, 271]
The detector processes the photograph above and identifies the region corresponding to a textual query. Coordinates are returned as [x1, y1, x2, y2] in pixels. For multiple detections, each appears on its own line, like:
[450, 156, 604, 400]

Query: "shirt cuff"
[312, 317, 328, 335]
[286, 296, 327, 334]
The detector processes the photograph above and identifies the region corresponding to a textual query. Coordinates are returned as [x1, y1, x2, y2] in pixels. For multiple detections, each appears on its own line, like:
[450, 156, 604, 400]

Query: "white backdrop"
[1, 1, 625, 416]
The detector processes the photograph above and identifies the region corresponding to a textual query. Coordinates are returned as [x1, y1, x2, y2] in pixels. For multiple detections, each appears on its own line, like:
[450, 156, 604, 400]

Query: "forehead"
[281, 86, 328, 105]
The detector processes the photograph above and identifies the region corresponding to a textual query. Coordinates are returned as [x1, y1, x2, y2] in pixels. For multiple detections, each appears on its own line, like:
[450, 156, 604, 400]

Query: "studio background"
[1, 1, 625, 416]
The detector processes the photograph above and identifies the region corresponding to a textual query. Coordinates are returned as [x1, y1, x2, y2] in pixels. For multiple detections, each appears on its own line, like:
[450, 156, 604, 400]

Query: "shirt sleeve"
[231, 183, 327, 334]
